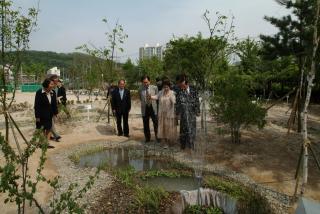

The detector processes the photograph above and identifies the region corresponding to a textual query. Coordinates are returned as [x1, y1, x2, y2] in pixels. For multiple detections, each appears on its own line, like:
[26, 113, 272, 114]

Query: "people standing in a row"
[139, 75, 158, 143]
[34, 78, 58, 148]
[111, 79, 131, 137]
[112, 74, 200, 152]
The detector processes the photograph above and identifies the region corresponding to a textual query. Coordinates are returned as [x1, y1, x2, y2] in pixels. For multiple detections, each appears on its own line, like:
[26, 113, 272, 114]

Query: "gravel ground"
[48, 140, 293, 213]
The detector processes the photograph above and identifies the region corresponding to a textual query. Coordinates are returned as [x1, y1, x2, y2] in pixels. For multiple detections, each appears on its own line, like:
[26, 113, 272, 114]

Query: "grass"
[204, 176, 271, 214]
[139, 169, 192, 180]
[135, 185, 169, 213]
[204, 176, 248, 200]
[184, 205, 223, 214]
[68, 146, 105, 164]
[68, 146, 272, 213]
[112, 167, 169, 213]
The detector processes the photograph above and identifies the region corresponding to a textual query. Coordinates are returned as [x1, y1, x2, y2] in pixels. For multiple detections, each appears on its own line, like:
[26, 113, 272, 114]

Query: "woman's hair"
[42, 78, 52, 88]
[162, 79, 171, 87]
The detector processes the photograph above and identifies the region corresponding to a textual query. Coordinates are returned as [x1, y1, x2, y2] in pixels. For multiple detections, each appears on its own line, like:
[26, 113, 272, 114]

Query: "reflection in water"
[78, 147, 199, 192]
[142, 177, 198, 192]
[79, 147, 170, 171]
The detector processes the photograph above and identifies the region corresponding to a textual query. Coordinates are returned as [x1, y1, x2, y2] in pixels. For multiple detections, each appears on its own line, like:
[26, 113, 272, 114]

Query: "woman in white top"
[152, 79, 177, 147]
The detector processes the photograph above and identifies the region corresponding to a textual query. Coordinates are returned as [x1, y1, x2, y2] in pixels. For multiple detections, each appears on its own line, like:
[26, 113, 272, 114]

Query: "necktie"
[145, 87, 151, 105]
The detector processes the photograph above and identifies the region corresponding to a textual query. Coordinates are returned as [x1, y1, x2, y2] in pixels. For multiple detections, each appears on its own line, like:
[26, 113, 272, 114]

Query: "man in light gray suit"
[139, 75, 158, 143]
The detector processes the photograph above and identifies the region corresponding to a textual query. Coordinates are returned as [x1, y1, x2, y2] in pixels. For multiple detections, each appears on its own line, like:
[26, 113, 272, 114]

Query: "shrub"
[210, 71, 267, 143]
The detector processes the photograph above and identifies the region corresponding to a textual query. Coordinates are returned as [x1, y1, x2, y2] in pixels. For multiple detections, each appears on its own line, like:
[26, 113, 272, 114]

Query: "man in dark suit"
[111, 79, 131, 137]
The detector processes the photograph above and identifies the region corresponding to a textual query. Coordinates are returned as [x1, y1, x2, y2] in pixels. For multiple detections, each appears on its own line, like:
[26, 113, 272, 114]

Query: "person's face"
[118, 80, 125, 89]
[48, 81, 55, 91]
[179, 81, 187, 90]
[142, 78, 150, 88]
[57, 82, 62, 87]
[163, 85, 170, 91]
[53, 78, 58, 86]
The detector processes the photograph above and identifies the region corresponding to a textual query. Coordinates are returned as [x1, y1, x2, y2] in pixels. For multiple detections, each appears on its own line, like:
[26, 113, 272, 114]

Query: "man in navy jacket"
[111, 79, 131, 137]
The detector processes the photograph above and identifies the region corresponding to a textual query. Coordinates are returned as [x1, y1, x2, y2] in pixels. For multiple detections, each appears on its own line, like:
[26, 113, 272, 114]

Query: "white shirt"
[119, 89, 124, 100]
[186, 86, 190, 94]
[42, 89, 52, 104]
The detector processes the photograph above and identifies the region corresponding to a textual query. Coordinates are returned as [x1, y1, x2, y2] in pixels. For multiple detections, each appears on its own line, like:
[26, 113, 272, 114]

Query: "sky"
[15, 0, 289, 62]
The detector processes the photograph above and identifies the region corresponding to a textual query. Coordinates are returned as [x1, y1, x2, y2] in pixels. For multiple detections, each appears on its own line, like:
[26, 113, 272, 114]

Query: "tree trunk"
[231, 125, 241, 144]
[301, 0, 320, 195]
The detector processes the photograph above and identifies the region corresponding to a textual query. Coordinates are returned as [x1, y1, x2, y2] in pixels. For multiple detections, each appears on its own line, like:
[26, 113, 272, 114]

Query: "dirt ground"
[0, 92, 319, 213]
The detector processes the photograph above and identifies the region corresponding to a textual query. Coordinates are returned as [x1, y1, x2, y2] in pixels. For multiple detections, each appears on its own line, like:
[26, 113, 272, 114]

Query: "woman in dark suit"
[34, 78, 58, 148]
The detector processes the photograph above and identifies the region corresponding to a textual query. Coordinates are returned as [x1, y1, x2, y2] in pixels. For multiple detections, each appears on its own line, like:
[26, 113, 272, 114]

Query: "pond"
[78, 146, 198, 192]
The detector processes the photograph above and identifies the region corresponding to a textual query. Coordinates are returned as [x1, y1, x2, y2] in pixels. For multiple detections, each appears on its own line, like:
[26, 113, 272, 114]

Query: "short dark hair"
[177, 74, 188, 84]
[42, 78, 53, 88]
[141, 75, 150, 82]
[118, 79, 126, 84]
[48, 74, 58, 81]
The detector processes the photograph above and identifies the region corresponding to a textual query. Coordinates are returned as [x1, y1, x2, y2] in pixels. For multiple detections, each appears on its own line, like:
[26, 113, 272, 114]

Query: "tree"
[0, 0, 37, 141]
[210, 71, 267, 144]
[77, 19, 127, 85]
[137, 56, 164, 82]
[22, 62, 46, 83]
[123, 58, 139, 88]
[164, 11, 234, 91]
[300, 0, 320, 195]
[234, 38, 299, 97]
[260, 0, 319, 131]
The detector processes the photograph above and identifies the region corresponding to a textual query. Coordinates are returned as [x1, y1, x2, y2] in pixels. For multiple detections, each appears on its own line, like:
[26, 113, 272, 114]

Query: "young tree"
[0, 0, 37, 141]
[77, 19, 127, 85]
[300, 0, 320, 195]
[210, 71, 267, 144]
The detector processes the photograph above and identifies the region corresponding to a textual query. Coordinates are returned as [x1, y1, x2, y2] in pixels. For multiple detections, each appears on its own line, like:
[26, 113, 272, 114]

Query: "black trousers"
[142, 105, 158, 141]
[115, 111, 129, 136]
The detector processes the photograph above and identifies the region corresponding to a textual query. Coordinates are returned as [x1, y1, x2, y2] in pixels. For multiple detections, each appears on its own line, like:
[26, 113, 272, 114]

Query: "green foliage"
[164, 33, 229, 89]
[0, 130, 100, 213]
[138, 56, 164, 82]
[113, 166, 136, 188]
[184, 205, 223, 214]
[204, 176, 248, 200]
[139, 169, 192, 180]
[68, 146, 105, 164]
[211, 71, 267, 143]
[259, 0, 320, 96]
[204, 176, 271, 214]
[135, 185, 168, 213]
[164, 11, 234, 90]
[123, 58, 140, 88]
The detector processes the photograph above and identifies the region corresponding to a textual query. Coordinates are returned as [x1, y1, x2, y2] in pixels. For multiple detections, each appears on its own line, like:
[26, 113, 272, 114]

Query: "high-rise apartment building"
[139, 43, 163, 60]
